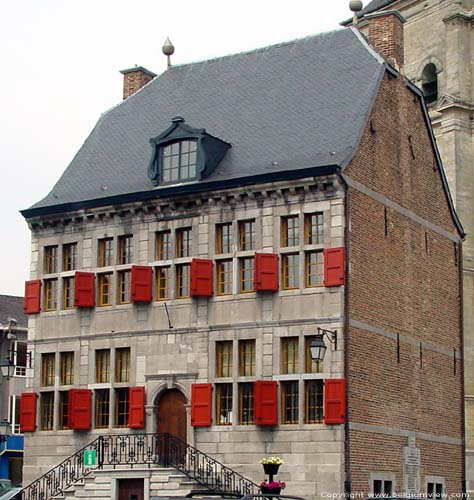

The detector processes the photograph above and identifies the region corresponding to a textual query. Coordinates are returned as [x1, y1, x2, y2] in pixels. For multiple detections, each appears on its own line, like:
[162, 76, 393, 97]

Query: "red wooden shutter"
[254, 253, 279, 291]
[324, 247, 345, 287]
[191, 383, 213, 426]
[324, 378, 347, 424]
[128, 387, 146, 428]
[190, 259, 213, 297]
[23, 280, 41, 314]
[131, 266, 153, 303]
[20, 392, 38, 432]
[69, 389, 92, 430]
[254, 380, 278, 425]
[74, 272, 95, 307]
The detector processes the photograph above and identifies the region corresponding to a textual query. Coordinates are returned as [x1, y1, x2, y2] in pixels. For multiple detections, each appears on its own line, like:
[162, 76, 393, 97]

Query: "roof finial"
[349, 0, 363, 26]
[162, 37, 175, 68]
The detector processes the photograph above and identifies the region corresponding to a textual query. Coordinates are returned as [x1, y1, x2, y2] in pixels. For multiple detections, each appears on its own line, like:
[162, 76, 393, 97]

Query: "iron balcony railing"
[18, 433, 259, 500]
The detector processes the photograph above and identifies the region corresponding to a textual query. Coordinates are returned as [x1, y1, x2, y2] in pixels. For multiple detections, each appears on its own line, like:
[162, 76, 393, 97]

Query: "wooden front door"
[118, 478, 144, 500]
[157, 389, 187, 464]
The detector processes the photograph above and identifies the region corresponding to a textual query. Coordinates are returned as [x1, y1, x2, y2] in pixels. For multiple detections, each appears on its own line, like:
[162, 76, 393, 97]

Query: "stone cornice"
[443, 10, 474, 24]
[27, 175, 342, 235]
[435, 93, 474, 113]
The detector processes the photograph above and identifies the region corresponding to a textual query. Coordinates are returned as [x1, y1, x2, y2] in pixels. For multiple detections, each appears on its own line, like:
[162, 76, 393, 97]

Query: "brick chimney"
[365, 10, 405, 69]
[119, 66, 157, 100]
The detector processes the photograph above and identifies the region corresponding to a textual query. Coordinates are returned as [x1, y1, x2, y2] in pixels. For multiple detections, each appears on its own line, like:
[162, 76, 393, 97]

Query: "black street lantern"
[0, 420, 10, 444]
[310, 335, 327, 363]
[0, 358, 15, 380]
[310, 328, 338, 362]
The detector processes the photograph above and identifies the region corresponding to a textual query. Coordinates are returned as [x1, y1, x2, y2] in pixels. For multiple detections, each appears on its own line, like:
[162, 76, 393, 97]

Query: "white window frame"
[8, 395, 21, 434]
[13, 341, 31, 377]
[369, 472, 396, 497]
[426, 476, 445, 499]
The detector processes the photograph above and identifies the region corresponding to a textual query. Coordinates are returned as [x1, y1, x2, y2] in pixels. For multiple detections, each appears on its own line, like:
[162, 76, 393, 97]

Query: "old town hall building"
[19, 11, 464, 500]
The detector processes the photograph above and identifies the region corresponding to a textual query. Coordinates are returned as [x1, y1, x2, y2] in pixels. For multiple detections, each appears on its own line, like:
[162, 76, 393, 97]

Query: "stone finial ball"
[162, 37, 175, 56]
[349, 0, 363, 12]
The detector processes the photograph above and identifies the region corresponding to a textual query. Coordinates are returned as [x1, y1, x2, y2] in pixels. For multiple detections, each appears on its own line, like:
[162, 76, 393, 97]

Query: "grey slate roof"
[340, 0, 399, 24]
[0, 295, 27, 328]
[357, 0, 398, 16]
[25, 28, 385, 215]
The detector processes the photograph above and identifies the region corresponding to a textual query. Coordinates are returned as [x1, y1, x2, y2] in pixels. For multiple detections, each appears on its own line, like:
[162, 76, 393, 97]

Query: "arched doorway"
[156, 389, 187, 464]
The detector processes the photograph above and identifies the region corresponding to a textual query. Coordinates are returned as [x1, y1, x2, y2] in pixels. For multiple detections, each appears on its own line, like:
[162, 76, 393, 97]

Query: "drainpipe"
[337, 169, 351, 496]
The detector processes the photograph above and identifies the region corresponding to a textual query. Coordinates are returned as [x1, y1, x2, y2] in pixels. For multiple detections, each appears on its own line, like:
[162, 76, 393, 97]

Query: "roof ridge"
[167, 27, 347, 70]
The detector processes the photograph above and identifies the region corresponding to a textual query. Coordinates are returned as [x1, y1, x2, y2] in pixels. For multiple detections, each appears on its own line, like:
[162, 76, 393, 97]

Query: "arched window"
[422, 63, 438, 104]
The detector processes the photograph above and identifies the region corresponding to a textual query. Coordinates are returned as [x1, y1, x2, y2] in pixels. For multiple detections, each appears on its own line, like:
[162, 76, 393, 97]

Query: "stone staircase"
[54, 467, 201, 499]
[19, 433, 258, 500]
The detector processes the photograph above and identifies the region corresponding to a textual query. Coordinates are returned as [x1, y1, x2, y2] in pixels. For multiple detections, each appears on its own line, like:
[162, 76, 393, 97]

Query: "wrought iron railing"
[18, 433, 259, 500]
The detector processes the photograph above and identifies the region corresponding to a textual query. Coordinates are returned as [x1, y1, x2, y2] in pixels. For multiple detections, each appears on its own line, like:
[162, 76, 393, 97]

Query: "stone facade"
[353, 0, 474, 490]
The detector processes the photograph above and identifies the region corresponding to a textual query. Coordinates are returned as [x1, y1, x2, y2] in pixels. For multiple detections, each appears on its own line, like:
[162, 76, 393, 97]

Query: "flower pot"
[263, 463, 280, 476]
[261, 486, 282, 495]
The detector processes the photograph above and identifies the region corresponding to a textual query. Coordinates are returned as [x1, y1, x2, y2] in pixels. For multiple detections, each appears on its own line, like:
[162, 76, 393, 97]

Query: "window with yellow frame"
[281, 215, 299, 247]
[98, 273, 112, 306]
[281, 337, 299, 374]
[216, 341, 233, 377]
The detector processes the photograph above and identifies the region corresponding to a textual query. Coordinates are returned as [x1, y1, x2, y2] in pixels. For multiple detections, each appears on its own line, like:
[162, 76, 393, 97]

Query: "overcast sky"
[0, 0, 353, 296]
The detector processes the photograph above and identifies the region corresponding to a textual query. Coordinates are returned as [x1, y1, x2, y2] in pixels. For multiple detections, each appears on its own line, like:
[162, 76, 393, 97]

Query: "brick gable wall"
[345, 73, 463, 496]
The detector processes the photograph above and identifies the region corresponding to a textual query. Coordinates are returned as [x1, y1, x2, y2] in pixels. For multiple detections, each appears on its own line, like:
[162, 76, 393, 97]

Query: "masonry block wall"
[344, 73, 463, 496]
[22, 181, 347, 499]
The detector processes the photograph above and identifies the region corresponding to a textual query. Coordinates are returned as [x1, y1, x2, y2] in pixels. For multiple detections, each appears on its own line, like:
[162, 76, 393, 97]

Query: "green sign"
[84, 449, 97, 467]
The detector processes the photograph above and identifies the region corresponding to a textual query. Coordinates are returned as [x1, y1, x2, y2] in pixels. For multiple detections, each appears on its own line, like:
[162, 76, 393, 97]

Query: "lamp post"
[310, 328, 338, 362]
[0, 420, 10, 444]
[0, 358, 15, 380]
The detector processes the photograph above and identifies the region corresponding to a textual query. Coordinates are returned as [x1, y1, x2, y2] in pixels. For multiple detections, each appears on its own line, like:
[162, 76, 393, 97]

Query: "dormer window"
[148, 116, 231, 187]
[162, 140, 197, 182]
